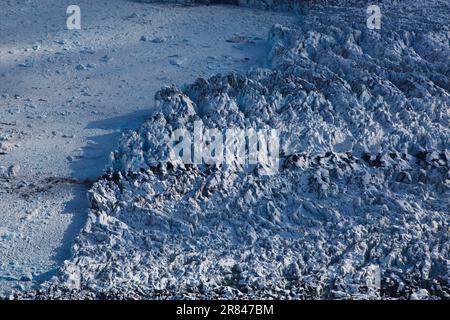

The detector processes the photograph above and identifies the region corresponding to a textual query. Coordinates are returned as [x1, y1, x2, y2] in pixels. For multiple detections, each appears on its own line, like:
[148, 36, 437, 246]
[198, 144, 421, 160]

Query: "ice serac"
[22, 0, 449, 299]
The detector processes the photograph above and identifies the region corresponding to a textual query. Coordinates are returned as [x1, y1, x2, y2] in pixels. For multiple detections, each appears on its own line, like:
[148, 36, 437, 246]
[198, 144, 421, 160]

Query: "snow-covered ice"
[2, 0, 449, 299]
[0, 0, 296, 295]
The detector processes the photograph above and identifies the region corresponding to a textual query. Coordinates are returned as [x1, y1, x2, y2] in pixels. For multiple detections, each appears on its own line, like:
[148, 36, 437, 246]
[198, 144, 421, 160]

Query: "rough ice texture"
[133, 0, 448, 11]
[17, 0, 449, 299]
[132, 0, 303, 10]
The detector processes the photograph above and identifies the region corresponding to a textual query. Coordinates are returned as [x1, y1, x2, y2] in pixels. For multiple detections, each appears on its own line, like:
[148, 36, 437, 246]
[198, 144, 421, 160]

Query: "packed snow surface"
[9, 0, 450, 299]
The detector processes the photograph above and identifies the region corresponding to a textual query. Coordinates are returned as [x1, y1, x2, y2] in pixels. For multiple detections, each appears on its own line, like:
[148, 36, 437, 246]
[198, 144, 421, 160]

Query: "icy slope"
[17, 0, 450, 299]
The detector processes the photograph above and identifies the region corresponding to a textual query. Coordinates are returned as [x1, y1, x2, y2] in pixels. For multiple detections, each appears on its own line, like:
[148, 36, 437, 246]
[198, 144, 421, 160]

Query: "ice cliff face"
[19, 0, 449, 299]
